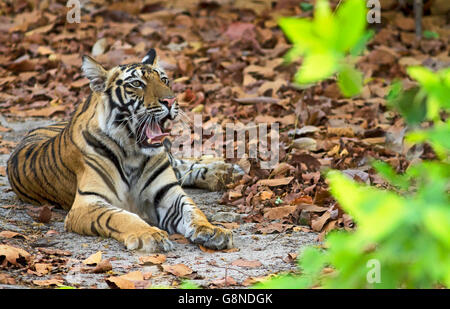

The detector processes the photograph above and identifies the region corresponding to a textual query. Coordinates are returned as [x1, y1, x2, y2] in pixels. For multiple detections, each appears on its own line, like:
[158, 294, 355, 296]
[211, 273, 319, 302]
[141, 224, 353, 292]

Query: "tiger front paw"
[187, 223, 234, 250]
[124, 227, 173, 253]
[198, 161, 245, 191]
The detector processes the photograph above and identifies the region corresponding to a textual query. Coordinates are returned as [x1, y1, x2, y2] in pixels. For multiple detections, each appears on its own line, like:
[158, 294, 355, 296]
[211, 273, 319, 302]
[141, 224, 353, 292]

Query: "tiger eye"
[131, 80, 143, 88]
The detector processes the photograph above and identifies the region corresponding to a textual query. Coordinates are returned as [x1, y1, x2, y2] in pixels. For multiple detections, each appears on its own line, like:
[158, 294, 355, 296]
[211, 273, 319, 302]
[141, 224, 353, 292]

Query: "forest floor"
[0, 118, 317, 289]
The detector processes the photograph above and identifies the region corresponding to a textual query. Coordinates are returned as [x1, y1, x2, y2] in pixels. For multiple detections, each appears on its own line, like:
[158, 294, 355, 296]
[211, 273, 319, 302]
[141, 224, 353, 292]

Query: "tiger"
[6, 49, 242, 252]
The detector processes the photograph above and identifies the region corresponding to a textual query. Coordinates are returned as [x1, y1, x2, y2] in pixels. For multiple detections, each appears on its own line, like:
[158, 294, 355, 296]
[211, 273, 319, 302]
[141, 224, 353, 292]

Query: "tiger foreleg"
[64, 192, 173, 252]
[152, 186, 233, 250]
[139, 159, 233, 250]
[169, 156, 244, 191]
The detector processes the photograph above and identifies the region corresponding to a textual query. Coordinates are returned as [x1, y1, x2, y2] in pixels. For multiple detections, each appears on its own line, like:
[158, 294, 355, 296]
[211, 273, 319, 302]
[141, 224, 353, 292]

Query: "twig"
[262, 233, 283, 250]
[214, 264, 252, 277]
[414, 0, 423, 39]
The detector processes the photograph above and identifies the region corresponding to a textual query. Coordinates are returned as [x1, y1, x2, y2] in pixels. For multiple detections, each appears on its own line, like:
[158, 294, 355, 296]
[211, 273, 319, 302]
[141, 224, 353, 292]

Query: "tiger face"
[81, 49, 178, 153]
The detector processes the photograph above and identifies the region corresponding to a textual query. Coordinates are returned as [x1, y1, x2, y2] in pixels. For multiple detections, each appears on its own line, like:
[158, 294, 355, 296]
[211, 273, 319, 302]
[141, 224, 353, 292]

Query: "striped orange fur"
[7, 49, 241, 252]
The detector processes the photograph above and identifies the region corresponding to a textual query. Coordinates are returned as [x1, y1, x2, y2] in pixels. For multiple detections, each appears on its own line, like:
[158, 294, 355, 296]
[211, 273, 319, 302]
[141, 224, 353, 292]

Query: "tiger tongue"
[145, 122, 169, 144]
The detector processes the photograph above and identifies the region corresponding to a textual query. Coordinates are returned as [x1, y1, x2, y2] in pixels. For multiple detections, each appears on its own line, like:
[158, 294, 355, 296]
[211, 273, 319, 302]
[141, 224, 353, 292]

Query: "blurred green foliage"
[258, 0, 450, 289]
[279, 0, 371, 96]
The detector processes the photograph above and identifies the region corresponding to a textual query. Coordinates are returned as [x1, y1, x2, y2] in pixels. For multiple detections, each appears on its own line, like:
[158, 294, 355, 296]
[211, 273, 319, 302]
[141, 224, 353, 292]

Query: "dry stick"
[213, 264, 253, 286]
[414, 0, 423, 39]
[262, 233, 283, 250]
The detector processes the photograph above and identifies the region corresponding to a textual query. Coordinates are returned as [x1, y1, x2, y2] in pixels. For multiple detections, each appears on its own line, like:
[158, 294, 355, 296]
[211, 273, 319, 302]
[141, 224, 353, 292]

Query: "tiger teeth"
[147, 138, 152, 144]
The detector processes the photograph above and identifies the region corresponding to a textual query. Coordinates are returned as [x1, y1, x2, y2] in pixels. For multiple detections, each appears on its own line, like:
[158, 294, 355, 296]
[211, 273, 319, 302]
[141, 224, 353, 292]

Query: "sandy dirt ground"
[0, 117, 317, 289]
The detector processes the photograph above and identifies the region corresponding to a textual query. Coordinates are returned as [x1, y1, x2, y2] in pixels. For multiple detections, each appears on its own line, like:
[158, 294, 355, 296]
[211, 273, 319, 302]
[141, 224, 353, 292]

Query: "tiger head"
[81, 49, 178, 153]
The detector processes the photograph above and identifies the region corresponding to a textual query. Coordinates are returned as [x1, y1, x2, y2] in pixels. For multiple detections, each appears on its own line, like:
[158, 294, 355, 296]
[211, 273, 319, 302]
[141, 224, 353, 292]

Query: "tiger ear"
[82, 55, 107, 92]
[142, 48, 157, 65]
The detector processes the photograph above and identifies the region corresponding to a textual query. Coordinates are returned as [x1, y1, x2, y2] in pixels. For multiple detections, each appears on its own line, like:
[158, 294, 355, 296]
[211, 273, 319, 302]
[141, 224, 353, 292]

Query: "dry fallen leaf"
[168, 234, 189, 244]
[105, 271, 145, 289]
[210, 276, 238, 288]
[198, 245, 217, 253]
[37, 205, 52, 223]
[263, 206, 297, 220]
[283, 253, 298, 263]
[242, 276, 265, 287]
[257, 177, 294, 187]
[0, 273, 16, 285]
[162, 264, 193, 277]
[83, 251, 102, 266]
[255, 222, 294, 234]
[311, 211, 332, 232]
[231, 258, 262, 268]
[32, 278, 63, 287]
[91, 259, 112, 273]
[37, 247, 71, 256]
[260, 190, 274, 201]
[0, 231, 28, 240]
[106, 276, 135, 289]
[34, 263, 52, 276]
[0, 244, 31, 267]
[138, 254, 167, 265]
[119, 271, 144, 281]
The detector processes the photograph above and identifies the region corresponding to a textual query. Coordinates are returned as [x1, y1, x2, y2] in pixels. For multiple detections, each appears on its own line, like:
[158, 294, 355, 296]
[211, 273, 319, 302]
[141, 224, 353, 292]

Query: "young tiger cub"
[7, 49, 242, 252]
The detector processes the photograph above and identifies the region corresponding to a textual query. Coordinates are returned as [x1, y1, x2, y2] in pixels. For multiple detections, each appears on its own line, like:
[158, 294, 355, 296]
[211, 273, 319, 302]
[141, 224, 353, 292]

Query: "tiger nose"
[160, 97, 177, 108]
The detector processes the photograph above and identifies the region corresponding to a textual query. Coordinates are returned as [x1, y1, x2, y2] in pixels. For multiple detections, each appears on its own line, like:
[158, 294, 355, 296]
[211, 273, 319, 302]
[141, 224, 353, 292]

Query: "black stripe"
[96, 208, 111, 227]
[81, 93, 92, 113]
[27, 145, 56, 203]
[139, 160, 171, 196]
[39, 141, 60, 198]
[153, 182, 179, 209]
[172, 200, 187, 233]
[77, 189, 112, 204]
[90, 222, 99, 235]
[161, 194, 182, 231]
[57, 130, 76, 178]
[115, 87, 124, 107]
[84, 157, 121, 201]
[8, 167, 41, 204]
[82, 130, 129, 187]
[105, 212, 121, 234]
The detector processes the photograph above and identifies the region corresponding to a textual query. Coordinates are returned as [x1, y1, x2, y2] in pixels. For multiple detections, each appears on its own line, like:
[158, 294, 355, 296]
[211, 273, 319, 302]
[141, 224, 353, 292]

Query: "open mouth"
[137, 118, 170, 148]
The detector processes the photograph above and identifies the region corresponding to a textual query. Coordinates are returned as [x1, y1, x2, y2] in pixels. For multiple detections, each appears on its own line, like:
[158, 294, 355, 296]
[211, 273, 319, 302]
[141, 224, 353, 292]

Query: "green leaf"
[298, 247, 327, 276]
[313, 0, 336, 42]
[253, 274, 311, 289]
[406, 66, 450, 120]
[179, 281, 200, 289]
[350, 30, 374, 56]
[295, 51, 338, 84]
[278, 17, 314, 46]
[423, 30, 439, 40]
[407, 66, 439, 87]
[299, 2, 314, 11]
[327, 171, 407, 241]
[337, 64, 363, 97]
[335, 0, 367, 52]
[424, 207, 450, 248]
[372, 161, 410, 190]
[406, 120, 450, 159]
[387, 86, 427, 125]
